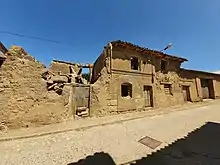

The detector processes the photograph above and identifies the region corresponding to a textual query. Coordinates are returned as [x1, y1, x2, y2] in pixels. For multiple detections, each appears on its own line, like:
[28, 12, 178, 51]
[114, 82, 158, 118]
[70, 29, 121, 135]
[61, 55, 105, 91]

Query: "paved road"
[1, 102, 220, 165]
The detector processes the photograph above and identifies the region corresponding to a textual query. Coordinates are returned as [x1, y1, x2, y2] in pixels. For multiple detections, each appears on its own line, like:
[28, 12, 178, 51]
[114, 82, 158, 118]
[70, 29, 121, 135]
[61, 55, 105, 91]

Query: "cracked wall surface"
[90, 45, 186, 115]
[90, 42, 220, 116]
[0, 46, 71, 129]
[49, 60, 80, 75]
[1, 41, 220, 129]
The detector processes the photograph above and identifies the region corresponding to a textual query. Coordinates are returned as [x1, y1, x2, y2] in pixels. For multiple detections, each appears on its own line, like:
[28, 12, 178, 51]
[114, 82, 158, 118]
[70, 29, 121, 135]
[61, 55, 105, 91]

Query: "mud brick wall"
[0, 46, 71, 129]
[49, 60, 80, 75]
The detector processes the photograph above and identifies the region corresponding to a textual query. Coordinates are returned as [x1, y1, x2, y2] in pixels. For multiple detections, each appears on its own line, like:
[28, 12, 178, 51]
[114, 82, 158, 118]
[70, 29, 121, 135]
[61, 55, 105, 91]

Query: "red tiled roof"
[110, 40, 188, 62]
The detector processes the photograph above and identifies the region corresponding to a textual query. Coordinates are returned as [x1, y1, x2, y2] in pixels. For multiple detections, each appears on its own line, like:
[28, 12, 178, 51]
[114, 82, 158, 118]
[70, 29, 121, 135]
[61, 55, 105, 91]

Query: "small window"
[121, 83, 132, 98]
[164, 84, 172, 95]
[143, 58, 152, 65]
[131, 57, 139, 70]
[161, 60, 167, 72]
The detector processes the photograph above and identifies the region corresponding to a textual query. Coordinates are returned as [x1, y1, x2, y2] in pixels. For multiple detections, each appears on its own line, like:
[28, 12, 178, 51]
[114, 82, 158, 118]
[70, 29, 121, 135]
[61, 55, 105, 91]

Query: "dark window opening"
[143, 85, 153, 107]
[201, 79, 215, 99]
[164, 84, 172, 95]
[131, 57, 139, 70]
[143, 58, 151, 65]
[121, 83, 132, 98]
[161, 60, 167, 72]
[0, 60, 4, 67]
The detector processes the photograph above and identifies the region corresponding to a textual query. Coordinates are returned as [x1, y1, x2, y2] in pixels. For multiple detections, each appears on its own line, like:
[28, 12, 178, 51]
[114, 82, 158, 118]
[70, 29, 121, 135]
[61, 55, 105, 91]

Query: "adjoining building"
[89, 40, 220, 116]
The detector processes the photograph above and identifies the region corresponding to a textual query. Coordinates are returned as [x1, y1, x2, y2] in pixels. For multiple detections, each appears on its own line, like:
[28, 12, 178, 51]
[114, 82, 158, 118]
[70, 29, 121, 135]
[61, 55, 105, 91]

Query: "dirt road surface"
[1, 101, 220, 165]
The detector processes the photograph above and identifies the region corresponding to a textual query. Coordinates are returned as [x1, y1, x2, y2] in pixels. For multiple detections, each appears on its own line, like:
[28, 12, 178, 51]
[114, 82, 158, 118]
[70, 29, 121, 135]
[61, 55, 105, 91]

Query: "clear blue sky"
[0, 0, 220, 71]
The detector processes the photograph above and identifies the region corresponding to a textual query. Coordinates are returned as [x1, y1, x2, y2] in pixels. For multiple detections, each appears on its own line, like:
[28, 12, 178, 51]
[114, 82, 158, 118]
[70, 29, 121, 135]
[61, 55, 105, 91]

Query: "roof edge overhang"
[180, 68, 220, 76]
[110, 40, 188, 63]
[0, 42, 8, 53]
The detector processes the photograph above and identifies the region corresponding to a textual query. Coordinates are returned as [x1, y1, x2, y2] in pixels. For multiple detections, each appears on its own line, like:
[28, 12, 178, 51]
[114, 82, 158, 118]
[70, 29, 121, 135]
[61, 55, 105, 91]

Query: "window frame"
[164, 84, 172, 95]
[121, 83, 132, 98]
[131, 56, 139, 71]
[161, 59, 168, 72]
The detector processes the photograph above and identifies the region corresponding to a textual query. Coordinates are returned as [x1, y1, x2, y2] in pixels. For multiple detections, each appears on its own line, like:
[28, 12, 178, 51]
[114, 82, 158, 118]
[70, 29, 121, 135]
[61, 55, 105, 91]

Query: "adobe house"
[0, 43, 76, 129]
[89, 40, 220, 116]
[0, 40, 219, 129]
[180, 69, 220, 101]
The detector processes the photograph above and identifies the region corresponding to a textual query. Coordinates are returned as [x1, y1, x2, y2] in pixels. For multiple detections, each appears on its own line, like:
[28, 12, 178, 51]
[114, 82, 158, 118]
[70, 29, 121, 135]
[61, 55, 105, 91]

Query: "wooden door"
[201, 79, 210, 99]
[144, 86, 153, 107]
[182, 86, 191, 102]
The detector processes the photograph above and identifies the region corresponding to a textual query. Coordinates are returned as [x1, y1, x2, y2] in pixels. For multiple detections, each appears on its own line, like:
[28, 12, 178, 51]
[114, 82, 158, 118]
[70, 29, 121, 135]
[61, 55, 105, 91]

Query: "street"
[1, 102, 220, 165]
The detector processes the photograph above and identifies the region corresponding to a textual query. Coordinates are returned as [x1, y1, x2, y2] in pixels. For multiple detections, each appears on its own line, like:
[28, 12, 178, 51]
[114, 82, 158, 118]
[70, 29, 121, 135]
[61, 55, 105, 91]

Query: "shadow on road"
[68, 122, 220, 165]
[67, 152, 116, 165]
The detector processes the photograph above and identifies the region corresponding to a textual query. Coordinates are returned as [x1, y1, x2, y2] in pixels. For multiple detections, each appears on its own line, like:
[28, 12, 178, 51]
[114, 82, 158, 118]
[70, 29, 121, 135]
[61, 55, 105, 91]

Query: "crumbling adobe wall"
[215, 80, 220, 98]
[0, 46, 70, 129]
[91, 53, 105, 84]
[111, 47, 185, 109]
[90, 46, 115, 116]
[153, 58, 185, 107]
[179, 70, 202, 102]
[90, 46, 154, 115]
[112, 47, 153, 74]
[49, 60, 80, 75]
[154, 71, 185, 107]
[90, 67, 113, 116]
[180, 69, 220, 100]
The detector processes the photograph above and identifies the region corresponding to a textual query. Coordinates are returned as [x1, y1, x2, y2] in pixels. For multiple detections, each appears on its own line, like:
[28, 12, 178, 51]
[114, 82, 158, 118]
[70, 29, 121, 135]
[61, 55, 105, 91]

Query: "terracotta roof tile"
[110, 40, 188, 62]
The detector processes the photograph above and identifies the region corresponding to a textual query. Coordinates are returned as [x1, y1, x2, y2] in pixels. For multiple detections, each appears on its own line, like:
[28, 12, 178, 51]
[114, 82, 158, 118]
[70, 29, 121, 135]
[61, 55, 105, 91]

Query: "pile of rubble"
[41, 61, 93, 118]
[0, 46, 72, 129]
[42, 64, 90, 95]
[0, 41, 94, 129]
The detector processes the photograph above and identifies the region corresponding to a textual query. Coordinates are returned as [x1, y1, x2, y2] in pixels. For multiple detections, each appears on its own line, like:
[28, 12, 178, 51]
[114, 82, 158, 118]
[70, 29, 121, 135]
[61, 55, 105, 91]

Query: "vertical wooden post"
[196, 78, 203, 100]
[89, 64, 93, 83]
[72, 85, 76, 120]
[212, 79, 216, 99]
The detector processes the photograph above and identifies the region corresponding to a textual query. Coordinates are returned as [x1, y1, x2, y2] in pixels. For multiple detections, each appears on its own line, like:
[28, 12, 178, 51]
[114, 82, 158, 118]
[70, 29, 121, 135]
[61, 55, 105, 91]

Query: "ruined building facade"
[0, 45, 73, 129]
[90, 40, 220, 116]
[0, 40, 220, 129]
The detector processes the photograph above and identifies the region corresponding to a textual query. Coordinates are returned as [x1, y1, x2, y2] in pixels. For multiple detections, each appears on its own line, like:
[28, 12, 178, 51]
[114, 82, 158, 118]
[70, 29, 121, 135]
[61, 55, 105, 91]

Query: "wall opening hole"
[121, 83, 132, 98]
[131, 57, 139, 70]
